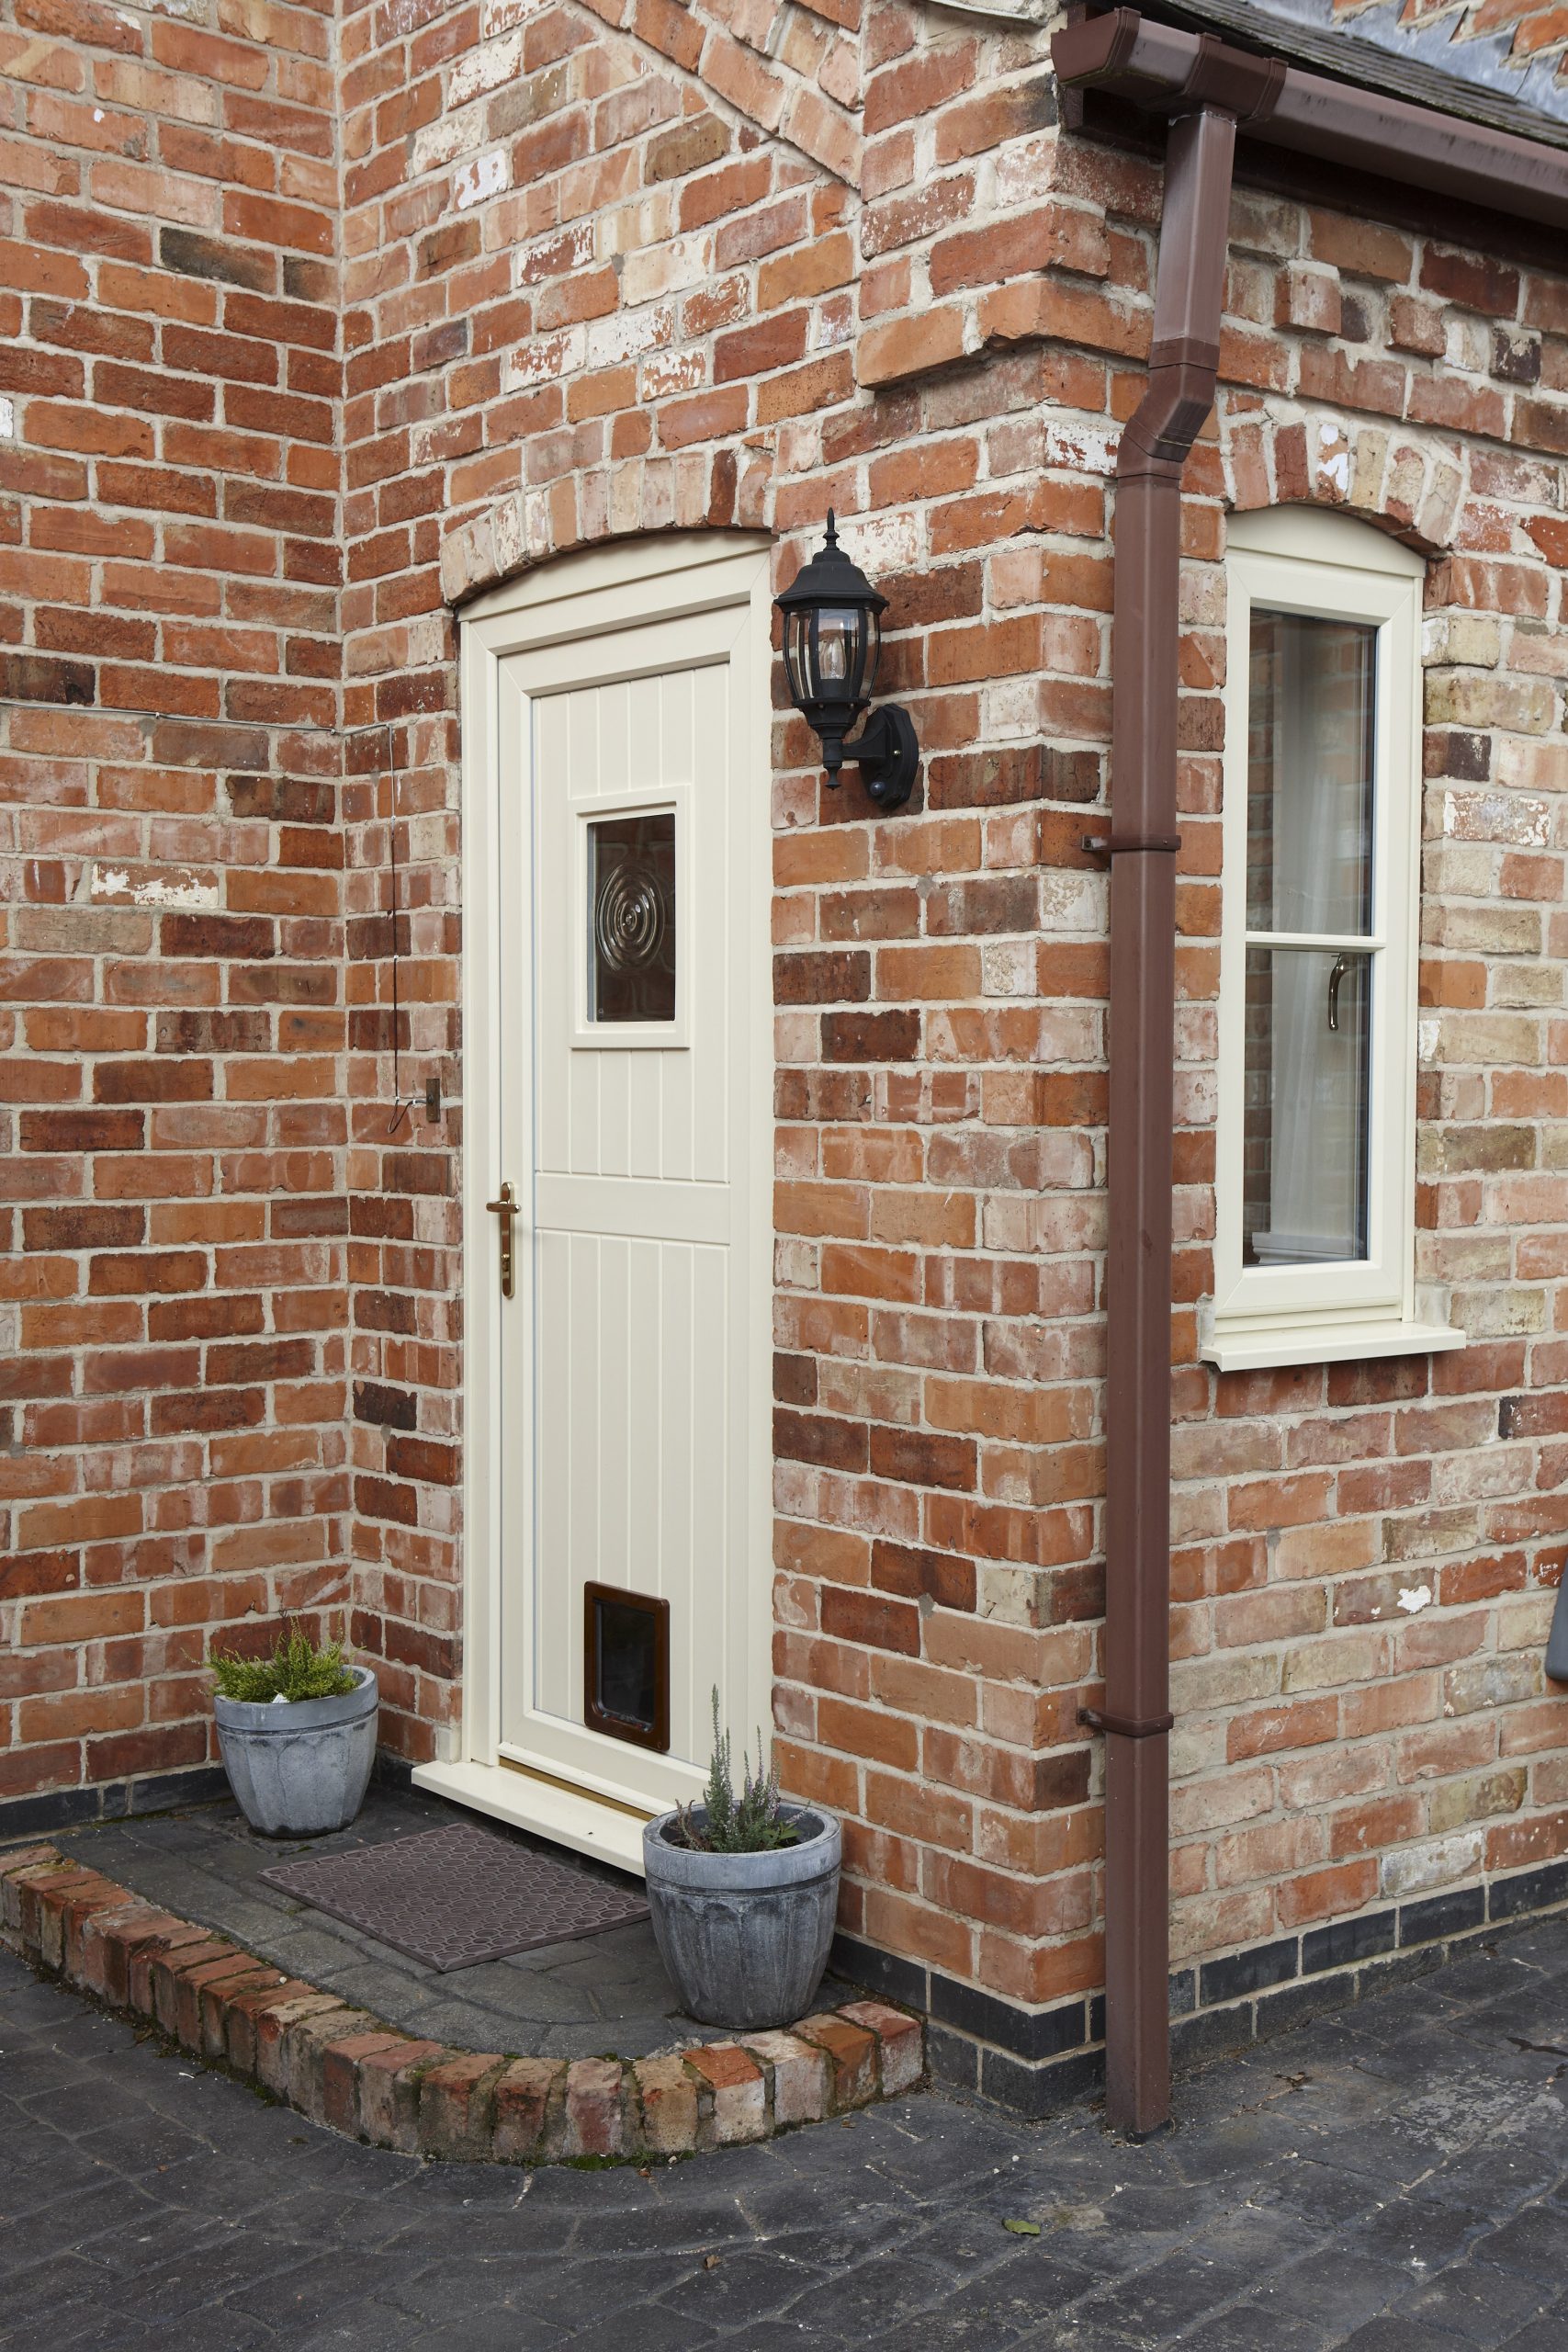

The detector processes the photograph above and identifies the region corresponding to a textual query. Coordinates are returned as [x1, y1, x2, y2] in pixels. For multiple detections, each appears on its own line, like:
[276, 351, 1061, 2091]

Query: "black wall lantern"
[775, 512, 919, 810]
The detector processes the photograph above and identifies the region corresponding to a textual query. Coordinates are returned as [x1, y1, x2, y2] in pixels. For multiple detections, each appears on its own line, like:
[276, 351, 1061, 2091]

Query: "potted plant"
[210, 1623, 378, 1838]
[643, 1692, 840, 2030]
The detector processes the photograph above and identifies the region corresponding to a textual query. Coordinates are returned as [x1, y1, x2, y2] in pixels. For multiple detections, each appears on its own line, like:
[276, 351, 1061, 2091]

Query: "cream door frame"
[412, 533, 775, 1873]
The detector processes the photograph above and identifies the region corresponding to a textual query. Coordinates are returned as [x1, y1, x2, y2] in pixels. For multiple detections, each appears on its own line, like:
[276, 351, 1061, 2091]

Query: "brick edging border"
[0, 1847, 924, 2162]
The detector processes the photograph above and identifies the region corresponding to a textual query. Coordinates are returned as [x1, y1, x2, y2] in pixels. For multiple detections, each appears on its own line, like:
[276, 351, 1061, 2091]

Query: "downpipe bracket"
[1080, 1706, 1176, 1739]
[1081, 830, 1183, 860]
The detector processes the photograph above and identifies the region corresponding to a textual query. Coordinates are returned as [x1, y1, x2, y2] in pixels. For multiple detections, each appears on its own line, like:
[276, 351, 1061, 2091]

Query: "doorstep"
[40, 1784, 745, 2064]
[0, 1806, 924, 2164]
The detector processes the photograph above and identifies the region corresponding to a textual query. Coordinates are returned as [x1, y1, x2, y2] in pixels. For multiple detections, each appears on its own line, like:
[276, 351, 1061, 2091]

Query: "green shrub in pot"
[210, 1621, 378, 1838]
[645, 1692, 840, 2030]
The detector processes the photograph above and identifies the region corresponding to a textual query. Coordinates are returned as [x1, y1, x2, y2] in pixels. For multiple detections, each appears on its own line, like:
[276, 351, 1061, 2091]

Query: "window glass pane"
[588, 811, 676, 1024]
[1243, 945, 1371, 1266]
[1247, 611, 1376, 935]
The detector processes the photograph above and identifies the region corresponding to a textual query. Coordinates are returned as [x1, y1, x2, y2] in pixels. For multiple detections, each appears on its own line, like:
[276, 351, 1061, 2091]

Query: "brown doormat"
[259, 1823, 649, 1972]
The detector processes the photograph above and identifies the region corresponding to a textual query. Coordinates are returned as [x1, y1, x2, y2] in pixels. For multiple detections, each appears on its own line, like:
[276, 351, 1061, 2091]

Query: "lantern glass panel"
[863, 606, 881, 698]
[783, 608, 809, 707]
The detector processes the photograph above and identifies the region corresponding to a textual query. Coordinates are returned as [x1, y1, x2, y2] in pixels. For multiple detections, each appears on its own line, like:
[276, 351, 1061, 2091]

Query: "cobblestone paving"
[4, 1919, 1568, 2351]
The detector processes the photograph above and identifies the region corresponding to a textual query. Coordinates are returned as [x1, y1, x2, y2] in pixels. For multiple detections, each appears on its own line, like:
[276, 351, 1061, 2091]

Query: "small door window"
[587, 810, 676, 1025]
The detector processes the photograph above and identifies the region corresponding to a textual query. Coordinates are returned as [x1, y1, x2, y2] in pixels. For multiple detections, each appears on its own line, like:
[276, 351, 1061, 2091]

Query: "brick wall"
[6, 0, 1568, 2034]
[353, 0, 1568, 2021]
[0, 0, 347, 1807]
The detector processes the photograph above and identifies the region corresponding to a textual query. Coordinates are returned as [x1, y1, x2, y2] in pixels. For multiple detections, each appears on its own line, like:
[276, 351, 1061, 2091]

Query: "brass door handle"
[484, 1180, 517, 1299]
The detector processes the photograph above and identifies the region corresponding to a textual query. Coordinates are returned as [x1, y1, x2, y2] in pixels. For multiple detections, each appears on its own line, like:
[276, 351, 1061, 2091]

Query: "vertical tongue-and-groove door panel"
[499, 612, 757, 1808]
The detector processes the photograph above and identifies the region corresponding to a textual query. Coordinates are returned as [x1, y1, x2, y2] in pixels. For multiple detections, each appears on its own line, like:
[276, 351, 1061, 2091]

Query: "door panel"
[494, 600, 763, 1814]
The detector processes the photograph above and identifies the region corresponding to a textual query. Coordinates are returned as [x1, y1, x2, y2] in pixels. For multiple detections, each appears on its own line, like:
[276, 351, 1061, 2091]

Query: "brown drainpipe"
[1052, 9, 1568, 2139]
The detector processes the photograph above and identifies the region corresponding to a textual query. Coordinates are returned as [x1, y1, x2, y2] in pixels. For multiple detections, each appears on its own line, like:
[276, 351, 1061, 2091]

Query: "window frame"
[570, 783, 692, 1052]
[1202, 506, 1463, 1374]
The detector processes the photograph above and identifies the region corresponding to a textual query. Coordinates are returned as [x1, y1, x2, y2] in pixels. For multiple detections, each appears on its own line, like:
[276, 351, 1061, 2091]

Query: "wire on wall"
[386, 779, 441, 1136]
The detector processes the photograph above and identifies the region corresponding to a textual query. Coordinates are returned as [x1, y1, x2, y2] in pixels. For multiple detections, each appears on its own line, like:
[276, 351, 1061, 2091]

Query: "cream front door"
[426, 540, 773, 1868]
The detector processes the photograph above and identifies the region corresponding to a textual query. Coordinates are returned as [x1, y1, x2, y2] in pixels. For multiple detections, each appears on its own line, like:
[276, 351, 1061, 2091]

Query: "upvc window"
[1201, 508, 1463, 1373]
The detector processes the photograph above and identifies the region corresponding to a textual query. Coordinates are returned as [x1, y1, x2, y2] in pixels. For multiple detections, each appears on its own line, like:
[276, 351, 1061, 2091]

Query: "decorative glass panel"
[1247, 612, 1375, 937]
[1243, 945, 1371, 1267]
[587, 811, 675, 1024]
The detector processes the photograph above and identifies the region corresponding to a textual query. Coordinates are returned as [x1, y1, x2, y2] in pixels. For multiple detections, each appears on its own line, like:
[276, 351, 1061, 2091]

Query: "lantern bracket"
[847, 704, 919, 809]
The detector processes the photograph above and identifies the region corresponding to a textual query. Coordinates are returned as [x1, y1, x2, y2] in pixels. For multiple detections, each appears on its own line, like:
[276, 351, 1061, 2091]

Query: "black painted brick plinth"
[0, 1763, 231, 1844]
[839, 1861, 1568, 2119]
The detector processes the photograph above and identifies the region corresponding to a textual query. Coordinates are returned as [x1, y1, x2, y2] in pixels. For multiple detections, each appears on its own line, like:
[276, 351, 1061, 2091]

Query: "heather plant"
[210, 1623, 357, 1705]
[675, 1688, 798, 1852]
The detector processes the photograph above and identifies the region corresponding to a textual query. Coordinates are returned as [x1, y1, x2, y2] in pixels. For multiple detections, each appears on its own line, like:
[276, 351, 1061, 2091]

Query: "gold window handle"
[484, 1181, 518, 1299]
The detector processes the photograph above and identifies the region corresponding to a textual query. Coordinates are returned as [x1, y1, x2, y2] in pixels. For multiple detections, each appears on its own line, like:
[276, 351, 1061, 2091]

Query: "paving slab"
[47, 1783, 855, 2063]
[6, 1909, 1568, 2348]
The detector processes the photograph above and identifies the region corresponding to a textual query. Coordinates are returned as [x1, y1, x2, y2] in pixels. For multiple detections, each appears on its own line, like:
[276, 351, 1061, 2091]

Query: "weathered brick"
[795, 2014, 877, 2109]
[683, 2042, 766, 2144]
[418, 2051, 506, 2155]
[492, 2057, 565, 2160]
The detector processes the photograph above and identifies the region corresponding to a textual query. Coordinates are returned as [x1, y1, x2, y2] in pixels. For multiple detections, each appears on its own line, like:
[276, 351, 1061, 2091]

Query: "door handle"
[1327, 953, 1349, 1035]
[485, 1180, 517, 1300]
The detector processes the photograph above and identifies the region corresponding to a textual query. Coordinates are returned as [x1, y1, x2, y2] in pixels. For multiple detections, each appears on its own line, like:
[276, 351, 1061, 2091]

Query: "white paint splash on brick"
[838, 509, 919, 574]
[504, 328, 583, 390]
[641, 348, 705, 400]
[1043, 420, 1119, 476]
[454, 150, 509, 210]
[449, 31, 523, 105]
[586, 303, 675, 368]
[1442, 789, 1550, 846]
[91, 865, 220, 909]
[1379, 1830, 1483, 1900]
[412, 104, 484, 175]
[1397, 1584, 1434, 1613]
[992, 135, 1054, 210]
[516, 220, 594, 287]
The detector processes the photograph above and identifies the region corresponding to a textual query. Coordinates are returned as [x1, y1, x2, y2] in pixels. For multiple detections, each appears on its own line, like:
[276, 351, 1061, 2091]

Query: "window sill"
[1198, 1299, 1467, 1374]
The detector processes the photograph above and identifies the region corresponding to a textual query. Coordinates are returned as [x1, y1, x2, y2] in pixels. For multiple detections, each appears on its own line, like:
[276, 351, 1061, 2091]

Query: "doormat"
[259, 1823, 649, 1972]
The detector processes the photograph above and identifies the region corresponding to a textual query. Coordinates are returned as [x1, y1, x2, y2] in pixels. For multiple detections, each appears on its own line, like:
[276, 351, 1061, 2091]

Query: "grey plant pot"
[1548, 1574, 1568, 1683]
[642, 1804, 841, 2030]
[214, 1667, 378, 1838]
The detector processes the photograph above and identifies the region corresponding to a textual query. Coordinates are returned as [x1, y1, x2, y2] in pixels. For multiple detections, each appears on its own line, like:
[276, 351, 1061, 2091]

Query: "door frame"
[412, 532, 775, 1872]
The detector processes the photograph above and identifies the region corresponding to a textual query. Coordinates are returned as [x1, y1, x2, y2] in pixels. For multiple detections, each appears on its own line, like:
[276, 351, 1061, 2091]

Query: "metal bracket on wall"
[848, 705, 920, 809]
[386, 788, 445, 1136]
[1079, 1705, 1176, 1740]
[1080, 829, 1183, 860]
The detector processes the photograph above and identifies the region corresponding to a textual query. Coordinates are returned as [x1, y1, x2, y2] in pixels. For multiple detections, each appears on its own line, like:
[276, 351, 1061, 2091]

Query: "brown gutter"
[1056, 7, 1568, 226]
[1077, 94, 1256, 2143]
[1053, 9, 1568, 2139]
